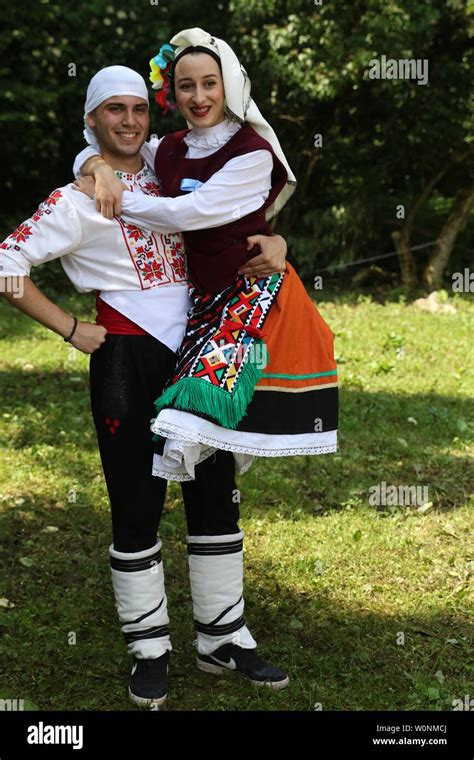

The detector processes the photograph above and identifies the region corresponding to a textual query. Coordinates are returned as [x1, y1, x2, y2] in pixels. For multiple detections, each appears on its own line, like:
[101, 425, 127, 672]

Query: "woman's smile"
[190, 106, 212, 118]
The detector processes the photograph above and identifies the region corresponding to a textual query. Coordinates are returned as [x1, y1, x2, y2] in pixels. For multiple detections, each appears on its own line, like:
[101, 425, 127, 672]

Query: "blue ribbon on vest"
[180, 178, 204, 192]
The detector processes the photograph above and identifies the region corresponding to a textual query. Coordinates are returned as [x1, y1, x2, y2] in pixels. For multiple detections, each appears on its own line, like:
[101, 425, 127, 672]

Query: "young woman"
[76, 27, 338, 483]
[74, 27, 338, 696]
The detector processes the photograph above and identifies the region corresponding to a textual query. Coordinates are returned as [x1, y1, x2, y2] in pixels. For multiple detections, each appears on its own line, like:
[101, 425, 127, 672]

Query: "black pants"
[89, 334, 240, 553]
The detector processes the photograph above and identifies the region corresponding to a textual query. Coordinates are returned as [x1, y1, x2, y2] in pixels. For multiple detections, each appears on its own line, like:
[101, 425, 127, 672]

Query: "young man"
[0, 66, 289, 709]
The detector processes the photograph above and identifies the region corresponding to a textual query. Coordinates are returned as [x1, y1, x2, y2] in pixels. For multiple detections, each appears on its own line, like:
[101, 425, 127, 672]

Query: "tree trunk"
[392, 143, 474, 288]
[422, 184, 474, 291]
[392, 229, 418, 289]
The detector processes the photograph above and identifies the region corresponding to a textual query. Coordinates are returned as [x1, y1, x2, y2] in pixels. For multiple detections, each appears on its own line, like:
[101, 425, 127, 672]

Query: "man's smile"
[115, 131, 140, 140]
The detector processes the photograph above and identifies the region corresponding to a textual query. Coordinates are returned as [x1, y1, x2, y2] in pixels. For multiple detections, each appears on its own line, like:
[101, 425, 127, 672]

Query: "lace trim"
[184, 119, 241, 150]
[235, 456, 255, 475]
[153, 450, 255, 481]
[152, 465, 194, 481]
[163, 439, 215, 469]
[153, 421, 337, 458]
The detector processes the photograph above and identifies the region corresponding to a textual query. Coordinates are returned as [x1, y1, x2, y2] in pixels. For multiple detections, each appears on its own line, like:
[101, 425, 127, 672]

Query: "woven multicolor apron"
[151, 261, 338, 480]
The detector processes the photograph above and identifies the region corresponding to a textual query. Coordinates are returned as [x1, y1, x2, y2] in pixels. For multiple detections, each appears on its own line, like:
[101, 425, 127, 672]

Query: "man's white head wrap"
[170, 28, 297, 219]
[83, 65, 149, 146]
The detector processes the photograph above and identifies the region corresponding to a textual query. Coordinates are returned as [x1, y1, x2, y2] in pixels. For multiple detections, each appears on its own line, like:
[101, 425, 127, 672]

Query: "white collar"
[184, 118, 241, 150]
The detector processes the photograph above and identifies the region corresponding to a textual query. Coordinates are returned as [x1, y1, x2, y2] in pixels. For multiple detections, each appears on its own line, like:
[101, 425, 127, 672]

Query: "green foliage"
[0, 0, 472, 286]
[0, 0, 229, 219]
[230, 0, 473, 281]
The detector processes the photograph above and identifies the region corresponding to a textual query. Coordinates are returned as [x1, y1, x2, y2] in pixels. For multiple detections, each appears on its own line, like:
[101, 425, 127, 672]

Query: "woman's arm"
[84, 162, 126, 219]
[72, 136, 162, 217]
[118, 150, 273, 233]
[73, 136, 162, 178]
[73, 151, 127, 218]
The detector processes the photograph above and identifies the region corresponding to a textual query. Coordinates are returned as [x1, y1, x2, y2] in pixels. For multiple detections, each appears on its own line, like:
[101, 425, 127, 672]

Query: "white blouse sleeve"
[0, 188, 82, 277]
[120, 149, 273, 234]
[73, 143, 101, 178]
[140, 135, 162, 172]
[72, 136, 162, 178]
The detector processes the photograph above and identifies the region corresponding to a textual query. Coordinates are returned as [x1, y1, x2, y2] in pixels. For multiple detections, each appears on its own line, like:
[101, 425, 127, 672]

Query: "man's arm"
[239, 233, 287, 276]
[1, 277, 106, 354]
[0, 188, 106, 353]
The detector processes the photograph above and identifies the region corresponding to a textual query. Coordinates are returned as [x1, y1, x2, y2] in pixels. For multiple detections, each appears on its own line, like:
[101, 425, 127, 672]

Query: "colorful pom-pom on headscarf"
[149, 44, 176, 113]
[152, 43, 174, 70]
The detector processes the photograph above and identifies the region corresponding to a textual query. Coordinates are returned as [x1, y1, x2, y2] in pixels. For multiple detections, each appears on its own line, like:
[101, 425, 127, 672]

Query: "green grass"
[0, 290, 473, 711]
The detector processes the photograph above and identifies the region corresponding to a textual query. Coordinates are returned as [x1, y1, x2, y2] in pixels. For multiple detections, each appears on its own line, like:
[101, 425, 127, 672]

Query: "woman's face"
[174, 53, 225, 128]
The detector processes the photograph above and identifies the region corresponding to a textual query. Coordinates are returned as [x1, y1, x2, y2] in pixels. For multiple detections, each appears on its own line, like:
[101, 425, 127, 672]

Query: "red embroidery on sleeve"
[44, 190, 63, 207]
[10, 224, 33, 243]
[7, 190, 64, 247]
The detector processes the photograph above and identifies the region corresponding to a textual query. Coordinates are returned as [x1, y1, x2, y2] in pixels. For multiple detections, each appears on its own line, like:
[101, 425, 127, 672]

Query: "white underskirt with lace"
[151, 408, 337, 481]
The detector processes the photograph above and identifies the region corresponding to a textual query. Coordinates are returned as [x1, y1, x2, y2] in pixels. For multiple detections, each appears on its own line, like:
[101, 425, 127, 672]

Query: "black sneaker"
[129, 650, 170, 708]
[196, 643, 289, 690]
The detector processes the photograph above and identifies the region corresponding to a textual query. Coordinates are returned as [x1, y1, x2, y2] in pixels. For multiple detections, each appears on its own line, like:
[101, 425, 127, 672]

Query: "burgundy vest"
[155, 124, 288, 293]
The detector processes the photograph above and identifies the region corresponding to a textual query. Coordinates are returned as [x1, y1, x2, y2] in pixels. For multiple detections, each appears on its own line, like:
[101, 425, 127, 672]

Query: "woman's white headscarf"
[170, 28, 297, 219]
[83, 65, 149, 146]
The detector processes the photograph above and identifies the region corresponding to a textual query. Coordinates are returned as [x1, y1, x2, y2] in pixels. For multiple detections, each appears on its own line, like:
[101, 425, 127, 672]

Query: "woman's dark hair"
[170, 46, 222, 96]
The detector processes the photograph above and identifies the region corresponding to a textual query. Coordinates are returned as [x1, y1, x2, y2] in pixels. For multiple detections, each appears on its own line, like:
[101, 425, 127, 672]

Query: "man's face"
[86, 95, 149, 158]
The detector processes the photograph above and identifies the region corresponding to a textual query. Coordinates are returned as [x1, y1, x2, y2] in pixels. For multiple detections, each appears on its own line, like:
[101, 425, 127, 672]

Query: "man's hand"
[1, 276, 108, 354]
[239, 233, 287, 277]
[70, 322, 107, 354]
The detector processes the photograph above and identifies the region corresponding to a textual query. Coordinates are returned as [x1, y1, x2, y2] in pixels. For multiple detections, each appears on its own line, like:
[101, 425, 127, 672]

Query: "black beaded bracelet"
[64, 317, 78, 343]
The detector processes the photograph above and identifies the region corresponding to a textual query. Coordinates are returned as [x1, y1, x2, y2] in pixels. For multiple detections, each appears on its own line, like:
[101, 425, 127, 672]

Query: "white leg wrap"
[109, 539, 172, 659]
[187, 530, 257, 655]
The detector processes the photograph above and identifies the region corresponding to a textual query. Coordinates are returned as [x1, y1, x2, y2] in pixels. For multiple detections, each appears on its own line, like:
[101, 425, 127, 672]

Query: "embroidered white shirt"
[0, 166, 191, 352]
